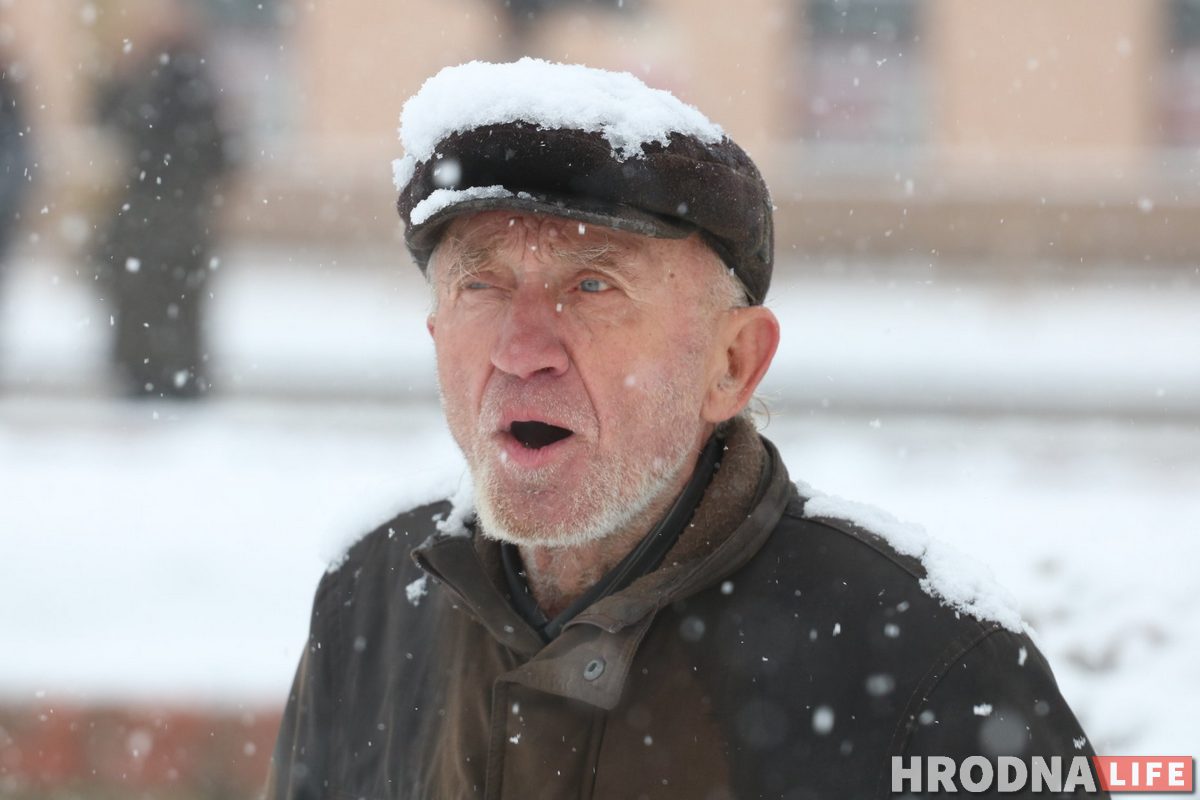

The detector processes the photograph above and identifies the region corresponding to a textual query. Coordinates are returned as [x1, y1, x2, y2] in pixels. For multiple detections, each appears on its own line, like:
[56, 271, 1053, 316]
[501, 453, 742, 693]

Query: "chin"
[474, 493, 627, 549]
[472, 475, 673, 550]
[466, 431, 697, 550]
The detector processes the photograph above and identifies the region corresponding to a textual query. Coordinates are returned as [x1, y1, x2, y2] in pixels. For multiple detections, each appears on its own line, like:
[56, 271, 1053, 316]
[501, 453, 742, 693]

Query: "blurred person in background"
[0, 48, 30, 335]
[91, 1, 232, 399]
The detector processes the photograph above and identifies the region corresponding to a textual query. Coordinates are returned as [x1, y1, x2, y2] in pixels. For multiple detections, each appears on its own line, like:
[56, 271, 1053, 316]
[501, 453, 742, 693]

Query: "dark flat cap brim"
[407, 191, 697, 269]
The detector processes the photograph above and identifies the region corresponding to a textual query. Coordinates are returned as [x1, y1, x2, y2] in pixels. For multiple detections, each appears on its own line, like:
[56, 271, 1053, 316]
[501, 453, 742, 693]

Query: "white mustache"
[478, 374, 596, 437]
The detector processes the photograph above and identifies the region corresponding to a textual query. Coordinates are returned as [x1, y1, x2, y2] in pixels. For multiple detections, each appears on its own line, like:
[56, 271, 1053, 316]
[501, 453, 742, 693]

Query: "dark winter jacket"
[268, 419, 1104, 799]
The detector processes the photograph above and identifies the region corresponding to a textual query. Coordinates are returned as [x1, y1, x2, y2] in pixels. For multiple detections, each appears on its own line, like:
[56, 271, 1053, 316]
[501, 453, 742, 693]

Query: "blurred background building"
[0, 1, 1197, 799]
[2, 0, 1199, 265]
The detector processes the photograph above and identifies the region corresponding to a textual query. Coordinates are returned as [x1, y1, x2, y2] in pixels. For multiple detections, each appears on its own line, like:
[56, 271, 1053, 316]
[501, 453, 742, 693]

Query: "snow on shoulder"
[799, 483, 1027, 634]
[323, 469, 465, 574]
[435, 474, 476, 537]
[392, 58, 726, 190]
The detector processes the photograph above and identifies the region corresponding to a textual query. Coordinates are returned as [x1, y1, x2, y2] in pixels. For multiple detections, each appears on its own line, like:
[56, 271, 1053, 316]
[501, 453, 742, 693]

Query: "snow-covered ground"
[0, 248, 1196, 761]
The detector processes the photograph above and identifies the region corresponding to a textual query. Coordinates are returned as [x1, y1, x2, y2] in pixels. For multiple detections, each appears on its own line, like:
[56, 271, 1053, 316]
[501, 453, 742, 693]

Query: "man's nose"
[490, 290, 570, 379]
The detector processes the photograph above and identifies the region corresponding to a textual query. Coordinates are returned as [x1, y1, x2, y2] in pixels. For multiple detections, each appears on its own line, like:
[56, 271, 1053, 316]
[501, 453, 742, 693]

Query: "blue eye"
[465, 281, 491, 290]
[579, 278, 610, 293]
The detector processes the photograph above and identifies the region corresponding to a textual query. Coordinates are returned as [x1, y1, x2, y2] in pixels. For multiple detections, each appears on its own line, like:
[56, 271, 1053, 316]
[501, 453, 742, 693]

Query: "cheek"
[434, 324, 492, 411]
[600, 325, 713, 415]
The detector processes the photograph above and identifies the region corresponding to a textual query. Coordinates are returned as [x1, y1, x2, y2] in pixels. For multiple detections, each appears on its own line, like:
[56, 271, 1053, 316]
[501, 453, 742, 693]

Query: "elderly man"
[269, 60, 1103, 799]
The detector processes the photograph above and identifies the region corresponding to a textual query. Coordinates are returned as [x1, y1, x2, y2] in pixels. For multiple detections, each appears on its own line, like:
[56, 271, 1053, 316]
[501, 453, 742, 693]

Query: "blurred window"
[796, 0, 926, 148]
[198, 0, 285, 28]
[1163, 0, 1200, 145]
[501, 0, 630, 12]
[197, 0, 296, 153]
[497, 0, 635, 32]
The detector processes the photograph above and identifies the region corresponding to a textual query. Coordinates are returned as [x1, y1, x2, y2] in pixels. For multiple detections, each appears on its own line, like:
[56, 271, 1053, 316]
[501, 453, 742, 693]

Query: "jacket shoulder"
[312, 500, 455, 623]
[271, 500, 458, 800]
[717, 488, 1038, 722]
[305, 499, 457, 670]
[326, 500, 453, 578]
[774, 488, 1026, 636]
[770, 496, 1097, 783]
[660, 488, 1088, 800]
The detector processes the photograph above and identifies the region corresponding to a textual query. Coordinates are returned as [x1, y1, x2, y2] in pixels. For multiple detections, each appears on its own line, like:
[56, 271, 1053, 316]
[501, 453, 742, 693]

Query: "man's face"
[427, 211, 729, 548]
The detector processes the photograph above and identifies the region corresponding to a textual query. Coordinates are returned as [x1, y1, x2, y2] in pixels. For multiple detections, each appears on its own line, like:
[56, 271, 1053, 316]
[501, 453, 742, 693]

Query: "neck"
[517, 454, 698, 618]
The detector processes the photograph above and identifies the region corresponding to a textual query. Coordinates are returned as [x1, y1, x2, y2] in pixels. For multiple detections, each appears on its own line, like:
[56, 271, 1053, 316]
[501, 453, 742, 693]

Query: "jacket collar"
[412, 529, 546, 658]
[567, 418, 787, 632]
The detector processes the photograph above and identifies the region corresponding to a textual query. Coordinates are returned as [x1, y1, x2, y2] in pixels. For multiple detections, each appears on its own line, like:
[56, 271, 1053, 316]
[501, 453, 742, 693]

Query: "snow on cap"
[397, 58, 725, 166]
[393, 58, 775, 305]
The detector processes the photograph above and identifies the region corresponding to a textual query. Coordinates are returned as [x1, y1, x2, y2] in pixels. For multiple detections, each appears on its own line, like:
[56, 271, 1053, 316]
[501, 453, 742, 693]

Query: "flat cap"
[393, 59, 774, 304]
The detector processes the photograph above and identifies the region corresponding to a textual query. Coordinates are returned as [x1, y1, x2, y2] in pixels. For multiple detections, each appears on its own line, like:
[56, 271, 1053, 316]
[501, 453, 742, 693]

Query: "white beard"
[471, 436, 695, 549]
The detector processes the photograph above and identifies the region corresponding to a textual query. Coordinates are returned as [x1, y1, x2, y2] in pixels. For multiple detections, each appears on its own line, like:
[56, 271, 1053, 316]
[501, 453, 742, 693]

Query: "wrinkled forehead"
[433, 210, 648, 268]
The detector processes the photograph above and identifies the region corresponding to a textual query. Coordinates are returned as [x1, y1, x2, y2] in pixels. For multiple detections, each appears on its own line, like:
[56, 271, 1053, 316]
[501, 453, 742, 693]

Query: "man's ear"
[426, 313, 436, 339]
[701, 307, 780, 423]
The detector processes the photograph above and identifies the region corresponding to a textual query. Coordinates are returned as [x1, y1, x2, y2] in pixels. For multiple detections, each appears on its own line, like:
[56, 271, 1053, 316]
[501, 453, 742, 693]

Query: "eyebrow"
[435, 238, 491, 288]
[546, 236, 634, 276]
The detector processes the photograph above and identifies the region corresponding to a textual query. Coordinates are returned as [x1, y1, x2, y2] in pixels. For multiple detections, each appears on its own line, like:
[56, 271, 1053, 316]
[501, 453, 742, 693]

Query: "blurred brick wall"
[0, 703, 281, 800]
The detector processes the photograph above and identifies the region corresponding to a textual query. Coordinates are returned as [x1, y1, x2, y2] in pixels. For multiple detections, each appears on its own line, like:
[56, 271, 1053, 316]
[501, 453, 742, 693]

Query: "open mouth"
[509, 420, 573, 450]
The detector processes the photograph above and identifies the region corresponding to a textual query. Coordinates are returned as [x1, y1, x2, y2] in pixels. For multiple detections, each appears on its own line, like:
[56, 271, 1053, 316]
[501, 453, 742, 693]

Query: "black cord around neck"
[501, 433, 724, 642]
